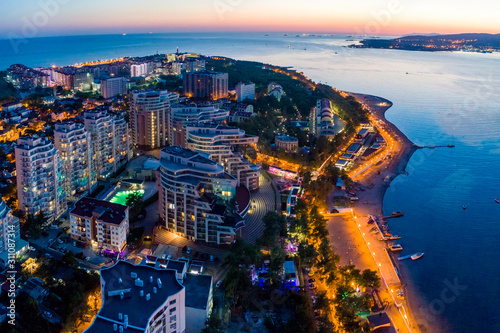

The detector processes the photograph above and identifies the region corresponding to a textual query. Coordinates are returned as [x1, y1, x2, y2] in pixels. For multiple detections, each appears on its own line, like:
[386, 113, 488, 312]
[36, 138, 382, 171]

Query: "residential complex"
[183, 71, 228, 100]
[130, 90, 179, 149]
[235, 82, 256, 102]
[156, 146, 245, 244]
[70, 197, 129, 251]
[186, 123, 260, 192]
[84, 110, 130, 180]
[101, 76, 128, 99]
[54, 122, 96, 202]
[275, 135, 299, 153]
[169, 103, 229, 147]
[15, 136, 66, 222]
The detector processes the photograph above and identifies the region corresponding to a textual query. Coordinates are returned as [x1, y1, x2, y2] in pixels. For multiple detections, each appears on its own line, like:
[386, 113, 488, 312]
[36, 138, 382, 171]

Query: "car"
[29, 246, 36, 251]
[186, 247, 192, 254]
[48, 238, 53, 244]
[85, 256, 90, 261]
[57, 239, 63, 244]
[330, 208, 339, 214]
[44, 311, 52, 318]
[45, 253, 53, 258]
[162, 254, 167, 259]
[308, 278, 315, 283]
[73, 241, 77, 247]
[210, 255, 214, 262]
[309, 284, 317, 290]
[167, 255, 172, 260]
[50, 225, 58, 230]
[216, 280, 223, 288]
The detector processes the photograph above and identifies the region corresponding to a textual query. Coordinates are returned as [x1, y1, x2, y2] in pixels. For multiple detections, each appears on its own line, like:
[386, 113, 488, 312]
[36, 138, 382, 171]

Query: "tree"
[202, 312, 225, 333]
[359, 269, 381, 289]
[126, 192, 145, 227]
[62, 250, 76, 267]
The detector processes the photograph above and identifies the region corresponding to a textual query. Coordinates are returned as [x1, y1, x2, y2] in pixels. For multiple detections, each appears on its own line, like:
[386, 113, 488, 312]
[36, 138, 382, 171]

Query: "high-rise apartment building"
[101, 77, 128, 99]
[185, 123, 260, 192]
[235, 82, 256, 102]
[183, 71, 228, 100]
[15, 136, 66, 221]
[157, 146, 245, 244]
[169, 104, 229, 147]
[129, 90, 179, 149]
[84, 110, 130, 180]
[54, 122, 96, 202]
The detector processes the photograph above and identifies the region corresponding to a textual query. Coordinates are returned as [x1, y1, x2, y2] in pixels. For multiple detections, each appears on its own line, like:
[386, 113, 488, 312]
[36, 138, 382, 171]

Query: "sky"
[0, 0, 499, 39]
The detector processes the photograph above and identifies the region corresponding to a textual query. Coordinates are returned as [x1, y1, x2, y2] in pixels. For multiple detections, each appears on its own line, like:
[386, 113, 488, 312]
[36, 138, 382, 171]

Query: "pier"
[419, 144, 455, 149]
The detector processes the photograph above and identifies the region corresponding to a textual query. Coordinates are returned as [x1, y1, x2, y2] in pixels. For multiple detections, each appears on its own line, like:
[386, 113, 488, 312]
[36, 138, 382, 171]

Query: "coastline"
[347, 92, 423, 332]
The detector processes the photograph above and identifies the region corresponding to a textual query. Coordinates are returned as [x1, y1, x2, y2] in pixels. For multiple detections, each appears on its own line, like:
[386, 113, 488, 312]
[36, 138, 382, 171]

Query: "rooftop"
[183, 273, 212, 310]
[71, 197, 128, 225]
[86, 261, 184, 332]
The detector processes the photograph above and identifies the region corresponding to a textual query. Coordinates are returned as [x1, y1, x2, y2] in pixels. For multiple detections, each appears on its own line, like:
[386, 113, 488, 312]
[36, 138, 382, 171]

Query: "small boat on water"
[495, 198, 499, 203]
[391, 211, 404, 217]
[411, 252, 424, 260]
[447, 144, 455, 148]
[429, 146, 436, 149]
[388, 235, 401, 240]
[390, 244, 403, 252]
[463, 205, 467, 210]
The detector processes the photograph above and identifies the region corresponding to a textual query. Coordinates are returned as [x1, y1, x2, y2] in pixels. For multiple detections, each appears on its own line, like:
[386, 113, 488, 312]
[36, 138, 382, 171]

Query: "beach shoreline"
[347, 92, 425, 332]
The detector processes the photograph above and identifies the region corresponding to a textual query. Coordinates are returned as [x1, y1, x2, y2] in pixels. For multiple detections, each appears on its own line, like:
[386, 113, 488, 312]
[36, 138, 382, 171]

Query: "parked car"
[57, 239, 63, 244]
[309, 284, 317, 290]
[44, 311, 52, 318]
[186, 247, 192, 254]
[45, 253, 53, 259]
[216, 280, 223, 288]
[85, 256, 90, 261]
[50, 225, 58, 230]
[210, 255, 214, 262]
[162, 254, 167, 259]
[308, 278, 315, 283]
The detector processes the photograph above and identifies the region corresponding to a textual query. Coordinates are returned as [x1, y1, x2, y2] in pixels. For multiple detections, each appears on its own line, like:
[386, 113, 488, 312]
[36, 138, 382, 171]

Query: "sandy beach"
[327, 92, 433, 332]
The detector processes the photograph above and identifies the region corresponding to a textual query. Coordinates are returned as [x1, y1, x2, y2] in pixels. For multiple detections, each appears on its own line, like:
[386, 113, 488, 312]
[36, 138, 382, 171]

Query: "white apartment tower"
[235, 82, 256, 102]
[185, 123, 260, 192]
[84, 110, 130, 180]
[101, 77, 127, 99]
[15, 136, 66, 221]
[54, 122, 96, 202]
[169, 103, 229, 147]
[157, 146, 245, 244]
[129, 90, 179, 149]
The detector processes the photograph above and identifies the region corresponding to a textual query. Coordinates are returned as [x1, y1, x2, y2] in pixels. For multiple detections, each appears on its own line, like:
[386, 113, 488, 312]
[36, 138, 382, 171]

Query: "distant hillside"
[351, 33, 500, 52]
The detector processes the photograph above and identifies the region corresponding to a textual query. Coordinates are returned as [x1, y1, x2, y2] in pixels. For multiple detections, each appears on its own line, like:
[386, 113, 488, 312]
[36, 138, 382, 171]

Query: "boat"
[388, 235, 401, 240]
[429, 146, 435, 149]
[463, 205, 467, 210]
[411, 252, 424, 260]
[495, 198, 499, 203]
[391, 211, 404, 217]
[389, 244, 403, 252]
[447, 144, 455, 148]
